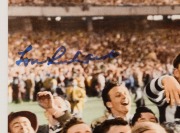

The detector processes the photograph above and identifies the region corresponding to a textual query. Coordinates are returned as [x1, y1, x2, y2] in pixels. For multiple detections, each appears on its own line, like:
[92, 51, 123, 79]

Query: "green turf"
[8, 96, 158, 125]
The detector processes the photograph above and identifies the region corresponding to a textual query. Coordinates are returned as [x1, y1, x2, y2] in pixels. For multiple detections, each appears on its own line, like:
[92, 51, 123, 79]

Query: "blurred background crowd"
[8, 16, 180, 104]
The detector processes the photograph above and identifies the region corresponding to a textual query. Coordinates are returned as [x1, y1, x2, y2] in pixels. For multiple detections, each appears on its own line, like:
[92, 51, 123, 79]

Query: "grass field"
[8, 96, 159, 125]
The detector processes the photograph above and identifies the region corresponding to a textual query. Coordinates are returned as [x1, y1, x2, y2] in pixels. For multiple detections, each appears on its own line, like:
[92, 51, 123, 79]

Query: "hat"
[8, 111, 38, 132]
[131, 106, 157, 126]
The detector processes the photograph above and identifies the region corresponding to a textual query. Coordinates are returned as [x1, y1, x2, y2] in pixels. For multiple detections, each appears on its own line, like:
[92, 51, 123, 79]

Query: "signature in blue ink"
[16, 45, 120, 66]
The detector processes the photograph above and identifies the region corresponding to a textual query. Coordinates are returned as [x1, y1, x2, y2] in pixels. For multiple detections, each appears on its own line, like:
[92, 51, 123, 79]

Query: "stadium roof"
[9, 6, 180, 17]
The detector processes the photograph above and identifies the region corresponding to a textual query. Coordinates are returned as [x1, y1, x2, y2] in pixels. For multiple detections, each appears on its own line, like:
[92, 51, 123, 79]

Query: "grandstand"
[9, 1, 180, 66]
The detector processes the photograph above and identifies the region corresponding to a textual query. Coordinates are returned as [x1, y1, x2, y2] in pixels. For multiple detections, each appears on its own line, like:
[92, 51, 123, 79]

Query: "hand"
[46, 96, 68, 118]
[162, 76, 180, 107]
[37, 91, 55, 109]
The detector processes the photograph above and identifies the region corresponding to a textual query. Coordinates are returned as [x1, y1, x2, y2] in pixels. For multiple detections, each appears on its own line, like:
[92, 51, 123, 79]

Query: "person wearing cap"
[91, 81, 131, 128]
[8, 91, 72, 133]
[131, 106, 158, 126]
[8, 111, 38, 133]
[144, 53, 180, 123]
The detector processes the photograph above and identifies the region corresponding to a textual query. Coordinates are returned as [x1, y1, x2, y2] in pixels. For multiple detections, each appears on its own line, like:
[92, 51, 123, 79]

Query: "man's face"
[67, 123, 92, 133]
[9, 116, 35, 133]
[107, 125, 131, 133]
[137, 112, 157, 123]
[107, 85, 131, 116]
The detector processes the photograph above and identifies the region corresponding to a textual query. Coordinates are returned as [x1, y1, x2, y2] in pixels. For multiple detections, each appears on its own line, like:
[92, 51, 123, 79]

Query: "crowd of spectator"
[8, 0, 180, 6]
[8, 23, 180, 103]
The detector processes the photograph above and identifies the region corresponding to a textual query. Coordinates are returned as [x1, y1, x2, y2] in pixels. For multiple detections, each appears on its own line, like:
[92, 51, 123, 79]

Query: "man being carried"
[144, 53, 180, 123]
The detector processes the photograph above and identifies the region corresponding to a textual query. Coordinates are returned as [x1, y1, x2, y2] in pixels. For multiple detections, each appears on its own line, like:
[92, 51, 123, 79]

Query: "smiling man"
[8, 111, 38, 133]
[91, 81, 131, 128]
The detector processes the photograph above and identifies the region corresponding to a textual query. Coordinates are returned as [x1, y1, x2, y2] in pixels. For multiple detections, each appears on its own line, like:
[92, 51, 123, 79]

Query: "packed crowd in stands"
[8, 24, 180, 102]
[8, 0, 180, 6]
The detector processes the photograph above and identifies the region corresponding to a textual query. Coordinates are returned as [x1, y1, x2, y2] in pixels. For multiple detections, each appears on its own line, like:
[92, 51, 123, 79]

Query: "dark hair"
[131, 106, 158, 126]
[102, 81, 119, 112]
[173, 53, 180, 68]
[93, 118, 128, 133]
[61, 117, 86, 133]
[93, 125, 102, 133]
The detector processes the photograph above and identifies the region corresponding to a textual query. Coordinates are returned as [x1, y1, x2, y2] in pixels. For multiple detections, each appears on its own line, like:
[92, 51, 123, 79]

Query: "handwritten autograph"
[16, 45, 120, 66]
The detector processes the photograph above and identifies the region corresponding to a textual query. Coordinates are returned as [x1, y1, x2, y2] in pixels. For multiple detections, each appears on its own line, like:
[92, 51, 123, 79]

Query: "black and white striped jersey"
[144, 76, 180, 123]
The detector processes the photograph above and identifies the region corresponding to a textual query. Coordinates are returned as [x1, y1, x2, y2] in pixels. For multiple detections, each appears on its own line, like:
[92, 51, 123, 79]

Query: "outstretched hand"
[162, 76, 180, 107]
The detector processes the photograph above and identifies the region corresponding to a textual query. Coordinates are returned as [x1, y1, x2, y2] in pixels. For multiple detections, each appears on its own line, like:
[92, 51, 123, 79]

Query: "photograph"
[8, 0, 180, 133]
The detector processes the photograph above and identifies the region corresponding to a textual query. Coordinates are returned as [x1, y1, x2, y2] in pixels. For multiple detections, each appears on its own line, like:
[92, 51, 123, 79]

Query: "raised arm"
[144, 75, 180, 107]
[37, 91, 72, 125]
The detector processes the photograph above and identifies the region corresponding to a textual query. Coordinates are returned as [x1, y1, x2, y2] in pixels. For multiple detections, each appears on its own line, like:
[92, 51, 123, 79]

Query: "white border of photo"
[0, 0, 8, 132]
